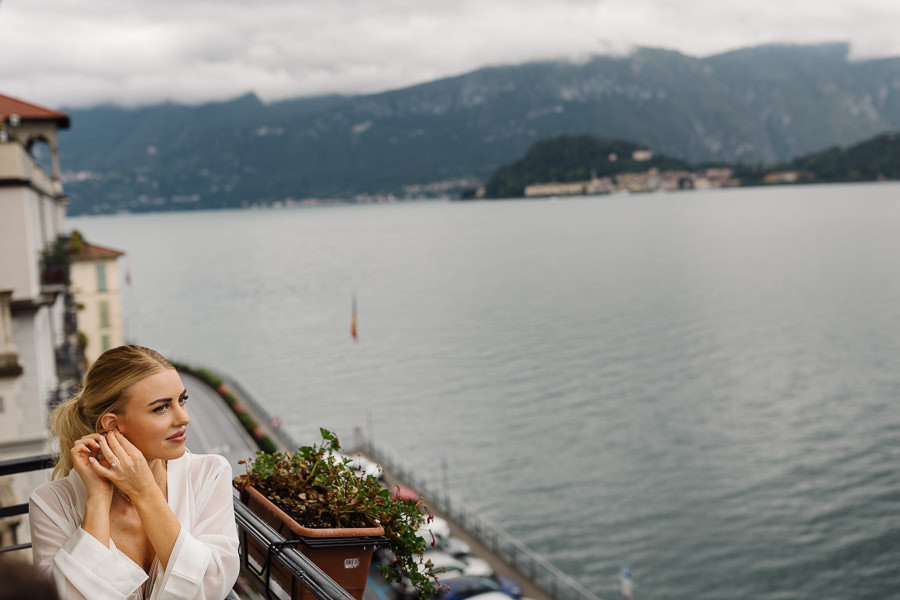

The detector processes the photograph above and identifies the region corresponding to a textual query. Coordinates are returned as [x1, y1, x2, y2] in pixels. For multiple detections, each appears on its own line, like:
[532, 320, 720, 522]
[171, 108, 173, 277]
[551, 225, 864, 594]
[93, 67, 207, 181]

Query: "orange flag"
[351, 295, 358, 342]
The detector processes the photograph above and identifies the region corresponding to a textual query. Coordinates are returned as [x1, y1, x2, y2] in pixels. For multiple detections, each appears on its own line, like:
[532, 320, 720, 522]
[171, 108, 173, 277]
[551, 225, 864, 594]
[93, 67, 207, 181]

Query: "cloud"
[1, 0, 899, 108]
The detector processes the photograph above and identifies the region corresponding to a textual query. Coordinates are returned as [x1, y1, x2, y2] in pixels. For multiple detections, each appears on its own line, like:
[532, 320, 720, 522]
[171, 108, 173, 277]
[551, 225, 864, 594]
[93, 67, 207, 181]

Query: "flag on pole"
[351, 295, 358, 342]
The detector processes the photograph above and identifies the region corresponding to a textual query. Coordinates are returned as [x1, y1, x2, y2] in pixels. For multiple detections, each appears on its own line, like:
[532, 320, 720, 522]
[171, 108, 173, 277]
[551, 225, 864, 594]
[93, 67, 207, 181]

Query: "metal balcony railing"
[0, 453, 55, 554]
[0, 455, 357, 600]
[233, 493, 357, 600]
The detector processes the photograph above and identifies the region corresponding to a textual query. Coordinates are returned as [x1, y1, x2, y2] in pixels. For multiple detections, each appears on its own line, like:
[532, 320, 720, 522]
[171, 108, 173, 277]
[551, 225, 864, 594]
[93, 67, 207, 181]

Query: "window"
[101, 334, 112, 352]
[96, 263, 108, 292]
[99, 300, 110, 327]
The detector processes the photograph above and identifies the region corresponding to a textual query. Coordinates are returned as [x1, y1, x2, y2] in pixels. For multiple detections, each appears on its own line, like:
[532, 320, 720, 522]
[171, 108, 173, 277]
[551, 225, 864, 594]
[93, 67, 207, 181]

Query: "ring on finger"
[110, 459, 119, 467]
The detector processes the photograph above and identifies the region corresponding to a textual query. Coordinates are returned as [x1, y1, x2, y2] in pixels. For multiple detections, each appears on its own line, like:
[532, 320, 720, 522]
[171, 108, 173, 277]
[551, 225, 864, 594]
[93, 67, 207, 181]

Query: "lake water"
[70, 183, 900, 600]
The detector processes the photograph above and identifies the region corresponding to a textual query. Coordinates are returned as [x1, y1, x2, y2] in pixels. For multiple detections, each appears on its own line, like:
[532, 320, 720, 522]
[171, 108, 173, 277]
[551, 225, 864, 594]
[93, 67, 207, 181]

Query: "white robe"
[29, 451, 240, 600]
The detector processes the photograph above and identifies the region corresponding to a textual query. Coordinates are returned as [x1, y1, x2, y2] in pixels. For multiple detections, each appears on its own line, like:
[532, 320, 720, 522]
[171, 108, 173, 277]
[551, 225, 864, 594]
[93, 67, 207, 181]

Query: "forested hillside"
[57, 43, 900, 213]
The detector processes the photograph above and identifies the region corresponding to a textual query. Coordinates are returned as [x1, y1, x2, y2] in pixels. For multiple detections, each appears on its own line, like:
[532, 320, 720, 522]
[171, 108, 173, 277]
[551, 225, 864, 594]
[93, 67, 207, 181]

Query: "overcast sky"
[2, 0, 899, 109]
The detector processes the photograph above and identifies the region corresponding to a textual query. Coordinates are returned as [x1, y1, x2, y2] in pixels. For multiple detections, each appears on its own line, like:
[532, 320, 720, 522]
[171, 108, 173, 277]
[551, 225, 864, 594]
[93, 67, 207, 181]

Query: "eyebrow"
[147, 389, 188, 407]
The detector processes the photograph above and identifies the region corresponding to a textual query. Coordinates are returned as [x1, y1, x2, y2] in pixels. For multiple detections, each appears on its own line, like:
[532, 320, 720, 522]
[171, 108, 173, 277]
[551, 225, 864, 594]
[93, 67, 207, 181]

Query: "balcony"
[2, 368, 603, 600]
[39, 237, 72, 289]
[0, 142, 57, 197]
[0, 454, 357, 600]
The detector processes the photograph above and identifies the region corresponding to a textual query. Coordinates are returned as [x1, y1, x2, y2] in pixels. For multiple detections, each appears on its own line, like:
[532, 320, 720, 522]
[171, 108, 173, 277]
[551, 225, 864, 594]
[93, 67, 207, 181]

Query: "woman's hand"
[70, 434, 114, 503]
[92, 430, 158, 501]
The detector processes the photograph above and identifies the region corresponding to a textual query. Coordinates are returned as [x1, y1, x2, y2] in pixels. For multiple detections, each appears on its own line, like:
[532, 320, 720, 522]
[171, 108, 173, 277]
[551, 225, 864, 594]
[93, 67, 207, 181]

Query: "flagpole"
[351, 293, 372, 448]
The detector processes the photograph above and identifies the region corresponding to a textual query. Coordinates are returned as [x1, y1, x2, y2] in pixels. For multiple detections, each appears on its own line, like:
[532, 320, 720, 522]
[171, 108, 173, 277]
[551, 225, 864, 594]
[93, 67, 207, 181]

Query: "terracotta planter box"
[240, 484, 386, 600]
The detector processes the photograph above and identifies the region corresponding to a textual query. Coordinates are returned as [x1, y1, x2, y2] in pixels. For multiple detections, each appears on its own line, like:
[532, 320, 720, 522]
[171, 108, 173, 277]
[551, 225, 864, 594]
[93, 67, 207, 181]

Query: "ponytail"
[50, 394, 95, 479]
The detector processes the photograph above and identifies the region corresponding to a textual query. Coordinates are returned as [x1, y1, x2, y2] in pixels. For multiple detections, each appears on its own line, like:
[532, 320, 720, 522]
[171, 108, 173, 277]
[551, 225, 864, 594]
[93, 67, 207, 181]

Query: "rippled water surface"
[71, 183, 900, 599]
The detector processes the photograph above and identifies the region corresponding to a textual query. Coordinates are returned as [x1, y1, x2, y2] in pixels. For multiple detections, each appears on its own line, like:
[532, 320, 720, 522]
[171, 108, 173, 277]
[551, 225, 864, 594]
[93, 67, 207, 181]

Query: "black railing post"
[0, 454, 55, 553]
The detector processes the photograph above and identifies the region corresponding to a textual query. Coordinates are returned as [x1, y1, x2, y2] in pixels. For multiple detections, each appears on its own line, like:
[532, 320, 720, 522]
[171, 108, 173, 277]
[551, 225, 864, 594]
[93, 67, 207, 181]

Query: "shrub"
[195, 367, 223, 387]
[258, 436, 279, 453]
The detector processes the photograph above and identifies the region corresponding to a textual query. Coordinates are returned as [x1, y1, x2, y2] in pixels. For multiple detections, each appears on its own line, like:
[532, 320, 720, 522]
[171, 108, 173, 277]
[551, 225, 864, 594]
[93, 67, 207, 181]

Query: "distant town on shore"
[471, 131, 900, 200]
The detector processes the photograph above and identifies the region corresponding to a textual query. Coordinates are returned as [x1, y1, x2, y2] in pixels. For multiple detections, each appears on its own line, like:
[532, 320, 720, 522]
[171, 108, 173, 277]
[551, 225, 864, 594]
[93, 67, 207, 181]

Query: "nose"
[175, 401, 190, 426]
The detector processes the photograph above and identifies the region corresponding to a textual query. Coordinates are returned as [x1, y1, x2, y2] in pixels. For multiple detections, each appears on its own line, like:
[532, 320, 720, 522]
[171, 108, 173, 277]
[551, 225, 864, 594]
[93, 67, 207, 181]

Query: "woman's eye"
[153, 404, 168, 414]
[179, 395, 189, 405]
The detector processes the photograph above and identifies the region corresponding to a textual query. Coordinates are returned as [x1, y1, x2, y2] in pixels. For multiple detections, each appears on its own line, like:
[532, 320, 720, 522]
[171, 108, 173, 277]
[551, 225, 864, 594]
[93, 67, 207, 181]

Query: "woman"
[29, 345, 240, 600]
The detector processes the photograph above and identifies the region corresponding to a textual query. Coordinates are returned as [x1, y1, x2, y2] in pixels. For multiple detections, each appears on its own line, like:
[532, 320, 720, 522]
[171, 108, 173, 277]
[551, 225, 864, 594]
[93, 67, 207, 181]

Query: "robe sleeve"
[29, 491, 148, 600]
[152, 455, 240, 600]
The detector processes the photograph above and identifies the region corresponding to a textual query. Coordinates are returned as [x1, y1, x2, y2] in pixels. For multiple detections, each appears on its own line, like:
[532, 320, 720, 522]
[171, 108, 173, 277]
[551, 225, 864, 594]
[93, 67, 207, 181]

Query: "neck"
[149, 458, 168, 490]
[148, 458, 165, 476]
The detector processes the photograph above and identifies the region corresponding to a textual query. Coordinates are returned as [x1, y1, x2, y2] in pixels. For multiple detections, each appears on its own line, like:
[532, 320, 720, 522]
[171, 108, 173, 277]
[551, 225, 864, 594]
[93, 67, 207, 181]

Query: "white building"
[523, 181, 586, 197]
[631, 149, 654, 162]
[0, 93, 78, 552]
[69, 239, 126, 366]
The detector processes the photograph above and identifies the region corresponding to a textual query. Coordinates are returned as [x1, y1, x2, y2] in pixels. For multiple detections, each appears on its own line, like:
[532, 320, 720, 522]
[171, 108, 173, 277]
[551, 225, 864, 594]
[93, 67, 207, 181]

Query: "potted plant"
[235, 428, 439, 600]
[39, 239, 72, 285]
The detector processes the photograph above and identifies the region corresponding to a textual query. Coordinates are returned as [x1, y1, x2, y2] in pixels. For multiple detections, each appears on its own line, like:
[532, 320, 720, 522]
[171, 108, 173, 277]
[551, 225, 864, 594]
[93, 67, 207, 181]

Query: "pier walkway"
[373, 461, 557, 600]
[355, 440, 601, 600]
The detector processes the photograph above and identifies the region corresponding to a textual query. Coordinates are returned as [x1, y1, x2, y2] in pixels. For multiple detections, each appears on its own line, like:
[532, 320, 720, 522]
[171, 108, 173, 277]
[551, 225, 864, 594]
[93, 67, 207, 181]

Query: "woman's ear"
[99, 413, 119, 432]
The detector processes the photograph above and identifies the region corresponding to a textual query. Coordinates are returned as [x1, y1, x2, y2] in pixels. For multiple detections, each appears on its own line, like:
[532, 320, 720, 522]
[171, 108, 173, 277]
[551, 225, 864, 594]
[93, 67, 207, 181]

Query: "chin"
[147, 445, 188, 461]
[167, 446, 188, 460]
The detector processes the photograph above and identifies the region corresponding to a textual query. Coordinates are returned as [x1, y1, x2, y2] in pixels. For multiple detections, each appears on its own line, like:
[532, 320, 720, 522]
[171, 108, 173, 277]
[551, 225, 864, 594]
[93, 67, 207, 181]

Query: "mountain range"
[57, 42, 900, 214]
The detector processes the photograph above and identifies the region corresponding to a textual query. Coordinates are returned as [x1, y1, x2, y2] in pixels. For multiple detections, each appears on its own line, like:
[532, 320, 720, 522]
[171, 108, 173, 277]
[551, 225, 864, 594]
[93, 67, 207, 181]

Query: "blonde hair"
[51, 345, 173, 479]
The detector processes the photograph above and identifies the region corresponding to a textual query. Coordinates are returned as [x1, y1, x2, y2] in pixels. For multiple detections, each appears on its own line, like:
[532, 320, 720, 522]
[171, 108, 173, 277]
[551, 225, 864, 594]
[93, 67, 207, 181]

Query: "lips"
[166, 428, 187, 443]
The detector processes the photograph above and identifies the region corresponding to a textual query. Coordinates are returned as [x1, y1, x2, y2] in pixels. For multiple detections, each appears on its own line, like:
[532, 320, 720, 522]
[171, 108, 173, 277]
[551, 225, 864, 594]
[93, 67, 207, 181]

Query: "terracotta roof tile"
[72, 242, 125, 261]
[0, 94, 70, 128]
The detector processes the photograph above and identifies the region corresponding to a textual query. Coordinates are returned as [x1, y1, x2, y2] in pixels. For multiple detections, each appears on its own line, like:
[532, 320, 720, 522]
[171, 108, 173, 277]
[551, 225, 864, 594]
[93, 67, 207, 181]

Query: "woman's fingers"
[105, 430, 134, 465]
[72, 435, 102, 463]
[74, 434, 102, 451]
[71, 444, 90, 463]
[97, 434, 120, 468]
[101, 431, 146, 471]
[109, 430, 140, 456]
[75, 432, 147, 489]
[86, 455, 116, 480]
[99, 431, 156, 499]
[71, 439, 114, 493]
